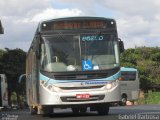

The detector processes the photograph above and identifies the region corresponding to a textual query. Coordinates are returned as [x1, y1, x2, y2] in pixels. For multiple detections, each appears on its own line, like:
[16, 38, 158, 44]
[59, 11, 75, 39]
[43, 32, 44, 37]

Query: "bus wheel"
[120, 95, 127, 106]
[30, 106, 37, 115]
[97, 104, 109, 115]
[42, 106, 53, 117]
[72, 108, 80, 114]
[80, 107, 87, 113]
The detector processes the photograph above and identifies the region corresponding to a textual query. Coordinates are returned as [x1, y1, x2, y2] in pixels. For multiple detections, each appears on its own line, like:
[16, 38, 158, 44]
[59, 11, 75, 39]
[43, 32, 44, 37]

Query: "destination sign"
[41, 19, 115, 31]
[52, 21, 106, 30]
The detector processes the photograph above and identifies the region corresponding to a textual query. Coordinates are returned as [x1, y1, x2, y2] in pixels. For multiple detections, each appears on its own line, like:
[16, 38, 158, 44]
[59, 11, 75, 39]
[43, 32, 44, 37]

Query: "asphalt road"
[1, 105, 160, 120]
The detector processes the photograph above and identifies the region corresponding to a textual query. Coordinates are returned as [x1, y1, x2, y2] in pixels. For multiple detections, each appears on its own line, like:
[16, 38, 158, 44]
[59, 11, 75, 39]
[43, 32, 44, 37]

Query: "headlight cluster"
[105, 80, 119, 90]
[40, 80, 62, 92]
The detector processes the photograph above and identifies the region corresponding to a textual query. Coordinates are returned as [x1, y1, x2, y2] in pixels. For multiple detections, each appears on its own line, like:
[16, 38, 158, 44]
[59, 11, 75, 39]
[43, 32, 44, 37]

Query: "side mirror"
[18, 74, 26, 83]
[0, 20, 4, 34]
[118, 38, 124, 53]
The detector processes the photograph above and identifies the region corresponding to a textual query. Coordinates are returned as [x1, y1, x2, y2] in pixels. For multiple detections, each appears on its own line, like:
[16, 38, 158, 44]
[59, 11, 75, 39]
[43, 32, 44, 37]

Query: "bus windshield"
[40, 34, 120, 72]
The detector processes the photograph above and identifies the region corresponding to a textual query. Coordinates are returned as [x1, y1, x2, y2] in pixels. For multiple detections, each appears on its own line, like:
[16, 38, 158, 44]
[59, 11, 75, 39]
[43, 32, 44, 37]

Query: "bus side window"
[128, 72, 136, 81]
[121, 71, 136, 81]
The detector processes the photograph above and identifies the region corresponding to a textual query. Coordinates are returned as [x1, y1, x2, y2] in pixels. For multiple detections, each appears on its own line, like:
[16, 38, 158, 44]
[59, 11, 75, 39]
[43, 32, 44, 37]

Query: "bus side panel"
[26, 51, 39, 106]
[120, 68, 140, 101]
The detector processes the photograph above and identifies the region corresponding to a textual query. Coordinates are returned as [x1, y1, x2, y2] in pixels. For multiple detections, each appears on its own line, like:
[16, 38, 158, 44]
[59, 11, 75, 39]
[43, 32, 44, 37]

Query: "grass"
[138, 91, 160, 104]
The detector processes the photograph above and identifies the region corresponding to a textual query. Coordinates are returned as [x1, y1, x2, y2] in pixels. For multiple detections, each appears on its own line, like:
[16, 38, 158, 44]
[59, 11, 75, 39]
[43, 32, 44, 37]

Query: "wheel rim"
[122, 97, 127, 103]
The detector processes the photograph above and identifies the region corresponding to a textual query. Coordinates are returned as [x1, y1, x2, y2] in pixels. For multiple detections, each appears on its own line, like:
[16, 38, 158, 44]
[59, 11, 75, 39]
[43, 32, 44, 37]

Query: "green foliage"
[121, 47, 160, 91]
[137, 91, 160, 104]
[11, 92, 17, 104]
[145, 91, 160, 104]
[0, 48, 26, 105]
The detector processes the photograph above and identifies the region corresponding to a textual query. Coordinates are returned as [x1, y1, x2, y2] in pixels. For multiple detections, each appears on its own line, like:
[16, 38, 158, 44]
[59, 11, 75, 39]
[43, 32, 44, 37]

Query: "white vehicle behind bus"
[119, 67, 140, 106]
[0, 74, 8, 109]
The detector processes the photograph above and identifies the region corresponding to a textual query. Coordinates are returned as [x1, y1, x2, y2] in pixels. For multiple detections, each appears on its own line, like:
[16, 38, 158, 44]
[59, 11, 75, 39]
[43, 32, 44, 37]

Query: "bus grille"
[60, 95, 105, 102]
[60, 85, 104, 90]
[54, 73, 108, 80]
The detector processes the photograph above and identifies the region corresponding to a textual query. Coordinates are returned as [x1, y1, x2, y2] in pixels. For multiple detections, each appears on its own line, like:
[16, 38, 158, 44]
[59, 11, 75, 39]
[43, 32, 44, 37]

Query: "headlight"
[51, 85, 61, 92]
[40, 80, 61, 92]
[47, 85, 62, 92]
[106, 83, 112, 90]
[105, 80, 119, 90]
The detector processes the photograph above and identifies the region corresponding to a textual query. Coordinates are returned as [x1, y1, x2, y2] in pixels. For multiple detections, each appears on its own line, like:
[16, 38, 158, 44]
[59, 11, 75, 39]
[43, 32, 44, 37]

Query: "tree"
[121, 47, 160, 92]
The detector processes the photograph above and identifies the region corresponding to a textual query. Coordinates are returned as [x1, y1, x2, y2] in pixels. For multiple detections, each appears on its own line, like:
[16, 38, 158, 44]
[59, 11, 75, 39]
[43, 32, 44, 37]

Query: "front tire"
[72, 108, 79, 114]
[80, 107, 87, 113]
[120, 95, 127, 106]
[97, 104, 109, 115]
[42, 106, 53, 117]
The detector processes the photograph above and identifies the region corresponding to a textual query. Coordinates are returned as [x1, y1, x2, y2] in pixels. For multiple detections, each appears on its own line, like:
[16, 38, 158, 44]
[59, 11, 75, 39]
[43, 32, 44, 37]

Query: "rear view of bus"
[26, 17, 124, 116]
[119, 67, 140, 106]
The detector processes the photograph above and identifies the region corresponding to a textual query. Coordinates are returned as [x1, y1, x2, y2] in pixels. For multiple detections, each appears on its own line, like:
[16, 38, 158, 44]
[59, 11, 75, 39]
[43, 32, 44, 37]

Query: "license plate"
[76, 94, 90, 99]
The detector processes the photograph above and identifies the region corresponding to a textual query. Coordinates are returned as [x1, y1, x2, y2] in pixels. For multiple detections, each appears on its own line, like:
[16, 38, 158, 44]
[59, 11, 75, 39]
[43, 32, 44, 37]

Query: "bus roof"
[120, 67, 137, 72]
[40, 17, 115, 24]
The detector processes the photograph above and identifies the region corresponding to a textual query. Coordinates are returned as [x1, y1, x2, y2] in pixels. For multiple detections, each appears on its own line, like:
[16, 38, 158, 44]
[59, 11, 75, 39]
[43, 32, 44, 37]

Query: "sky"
[0, 0, 160, 51]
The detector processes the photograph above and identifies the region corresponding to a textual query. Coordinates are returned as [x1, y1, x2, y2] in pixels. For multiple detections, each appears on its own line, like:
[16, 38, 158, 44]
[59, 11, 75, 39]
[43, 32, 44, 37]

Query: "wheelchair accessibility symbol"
[82, 60, 93, 71]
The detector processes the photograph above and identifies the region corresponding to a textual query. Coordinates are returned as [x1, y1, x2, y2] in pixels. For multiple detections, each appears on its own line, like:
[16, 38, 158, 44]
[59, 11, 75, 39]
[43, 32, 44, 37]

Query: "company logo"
[81, 81, 108, 85]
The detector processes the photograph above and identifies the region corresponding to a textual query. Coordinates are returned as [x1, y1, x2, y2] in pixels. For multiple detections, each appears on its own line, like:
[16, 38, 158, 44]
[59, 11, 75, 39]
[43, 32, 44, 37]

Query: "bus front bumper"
[39, 84, 121, 106]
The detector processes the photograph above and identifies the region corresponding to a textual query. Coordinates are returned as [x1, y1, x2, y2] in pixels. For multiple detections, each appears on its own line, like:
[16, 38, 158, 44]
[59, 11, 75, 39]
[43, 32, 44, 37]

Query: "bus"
[26, 17, 124, 116]
[0, 20, 4, 34]
[0, 74, 8, 109]
[119, 67, 140, 106]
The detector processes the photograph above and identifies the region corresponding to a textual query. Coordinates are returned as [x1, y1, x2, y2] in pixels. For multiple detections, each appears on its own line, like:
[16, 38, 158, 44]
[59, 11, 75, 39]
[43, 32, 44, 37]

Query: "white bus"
[119, 67, 140, 106]
[0, 74, 8, 109]
[26, 17, 124, 116]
